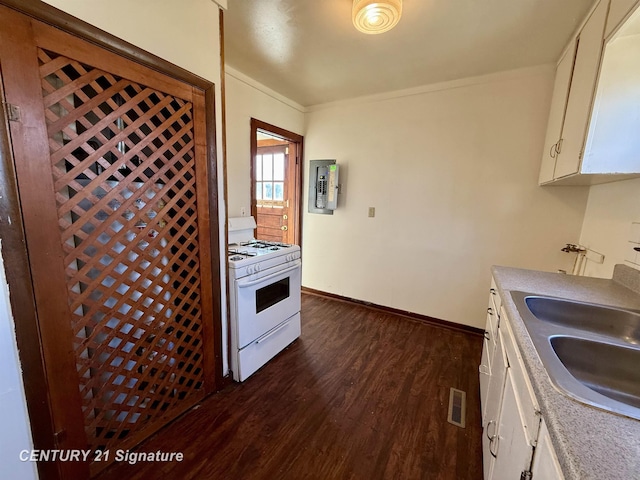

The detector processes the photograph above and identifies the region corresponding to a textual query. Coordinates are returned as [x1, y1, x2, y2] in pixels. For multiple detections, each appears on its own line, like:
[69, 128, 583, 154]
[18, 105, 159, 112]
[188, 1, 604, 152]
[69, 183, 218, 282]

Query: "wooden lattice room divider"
[0, 5, 219, 478]
[42, 45, 207, 448]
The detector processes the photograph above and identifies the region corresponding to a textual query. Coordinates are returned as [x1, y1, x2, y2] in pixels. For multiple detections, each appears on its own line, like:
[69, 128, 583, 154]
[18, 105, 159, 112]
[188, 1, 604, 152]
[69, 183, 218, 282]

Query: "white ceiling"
[224, 0, 595, 107]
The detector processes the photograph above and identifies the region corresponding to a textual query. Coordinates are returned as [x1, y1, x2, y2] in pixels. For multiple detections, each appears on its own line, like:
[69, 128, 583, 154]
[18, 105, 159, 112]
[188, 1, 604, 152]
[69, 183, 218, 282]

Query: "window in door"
[256, 143, 286, 206]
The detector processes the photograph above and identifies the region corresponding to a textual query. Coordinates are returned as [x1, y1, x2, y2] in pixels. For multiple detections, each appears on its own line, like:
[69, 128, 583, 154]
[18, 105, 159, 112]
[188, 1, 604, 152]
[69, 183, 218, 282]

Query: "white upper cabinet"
[539, 39, 578, 184]
[606, 0, 640, 37]
[540, 0, 640, 185]
[583, 3, 640, 175]
[540, 0, 610, 184]
[554, 0, 609, 179]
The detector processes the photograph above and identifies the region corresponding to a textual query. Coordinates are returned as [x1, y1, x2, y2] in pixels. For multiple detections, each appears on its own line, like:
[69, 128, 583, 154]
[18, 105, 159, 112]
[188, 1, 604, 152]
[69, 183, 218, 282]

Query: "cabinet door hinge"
[4, 103, 21, 122]
[520, 470, 532, 480]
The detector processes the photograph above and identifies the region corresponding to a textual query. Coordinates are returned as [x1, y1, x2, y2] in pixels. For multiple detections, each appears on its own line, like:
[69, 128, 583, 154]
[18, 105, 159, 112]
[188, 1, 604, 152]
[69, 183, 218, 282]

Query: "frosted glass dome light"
[352, 0, 402, 34]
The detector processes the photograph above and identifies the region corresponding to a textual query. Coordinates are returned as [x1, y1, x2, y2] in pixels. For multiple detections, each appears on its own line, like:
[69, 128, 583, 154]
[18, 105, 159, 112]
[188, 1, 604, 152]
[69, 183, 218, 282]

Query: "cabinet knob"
[484, 331, 491, 340]
[487, 307, 493, 315]
[490, 288, 497, 295]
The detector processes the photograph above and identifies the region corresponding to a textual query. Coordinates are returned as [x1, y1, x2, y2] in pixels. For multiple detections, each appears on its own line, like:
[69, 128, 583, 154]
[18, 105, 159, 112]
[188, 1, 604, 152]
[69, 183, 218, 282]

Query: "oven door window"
[256, 276, 290, 313]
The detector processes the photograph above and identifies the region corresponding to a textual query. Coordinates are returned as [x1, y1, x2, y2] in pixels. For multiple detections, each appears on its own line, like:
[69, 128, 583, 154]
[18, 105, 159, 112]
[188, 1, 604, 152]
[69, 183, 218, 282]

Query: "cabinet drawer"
[485, 298, 498, 364]
[489, 278, 502, 318]
[500, 306, 541, 445]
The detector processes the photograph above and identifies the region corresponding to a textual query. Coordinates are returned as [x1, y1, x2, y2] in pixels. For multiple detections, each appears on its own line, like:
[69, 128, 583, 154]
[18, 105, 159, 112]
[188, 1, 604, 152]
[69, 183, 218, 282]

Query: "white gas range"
[228, 217, 301, 382]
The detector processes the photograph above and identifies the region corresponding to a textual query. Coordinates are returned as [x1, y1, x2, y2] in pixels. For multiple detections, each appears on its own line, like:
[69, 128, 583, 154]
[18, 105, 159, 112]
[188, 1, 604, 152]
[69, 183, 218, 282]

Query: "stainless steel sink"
[511, 291, 640, 421]
[525, 295, 640, 345]
[551, 336, 640, 410]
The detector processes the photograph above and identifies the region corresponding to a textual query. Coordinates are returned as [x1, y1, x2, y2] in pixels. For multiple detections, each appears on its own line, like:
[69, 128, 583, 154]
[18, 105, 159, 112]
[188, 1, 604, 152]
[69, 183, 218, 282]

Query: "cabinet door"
[531, 421, 565, 480]
[480, 298, 498, 425]
[479, 336, 491, 426]
[490, 369, 534, 480]
[605, 0, 639, 38]
[539, 39, 578, 184]
[482, 331, 507, 479]
[554, 0, 609, 178]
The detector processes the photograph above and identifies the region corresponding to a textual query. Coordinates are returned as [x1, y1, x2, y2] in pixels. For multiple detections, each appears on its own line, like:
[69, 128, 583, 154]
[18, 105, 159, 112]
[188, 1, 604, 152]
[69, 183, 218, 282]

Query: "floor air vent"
[447, 388, 466, 428]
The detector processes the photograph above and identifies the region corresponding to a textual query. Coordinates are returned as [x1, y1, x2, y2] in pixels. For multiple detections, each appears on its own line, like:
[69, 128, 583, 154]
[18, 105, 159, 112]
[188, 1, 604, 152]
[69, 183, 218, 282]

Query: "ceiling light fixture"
[352, 0, 402, 35]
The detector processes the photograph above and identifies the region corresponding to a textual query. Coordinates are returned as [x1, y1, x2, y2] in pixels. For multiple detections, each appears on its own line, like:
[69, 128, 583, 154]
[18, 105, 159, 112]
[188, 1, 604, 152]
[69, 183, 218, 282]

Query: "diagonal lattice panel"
[37, 47, 205, 452]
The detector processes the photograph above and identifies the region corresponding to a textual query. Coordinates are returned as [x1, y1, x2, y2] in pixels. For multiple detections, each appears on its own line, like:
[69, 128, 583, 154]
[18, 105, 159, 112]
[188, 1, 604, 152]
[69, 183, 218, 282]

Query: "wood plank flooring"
[95, 293, 483, 480]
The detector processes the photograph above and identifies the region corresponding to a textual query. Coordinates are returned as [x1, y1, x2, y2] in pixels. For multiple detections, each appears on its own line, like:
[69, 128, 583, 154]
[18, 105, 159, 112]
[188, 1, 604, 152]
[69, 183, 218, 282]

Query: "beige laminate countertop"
[491, 265, 640, 480]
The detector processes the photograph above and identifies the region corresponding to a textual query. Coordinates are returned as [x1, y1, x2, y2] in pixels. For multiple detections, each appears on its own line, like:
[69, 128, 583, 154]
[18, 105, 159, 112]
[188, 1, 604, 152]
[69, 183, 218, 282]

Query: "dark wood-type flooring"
[96, 293, 484, 480]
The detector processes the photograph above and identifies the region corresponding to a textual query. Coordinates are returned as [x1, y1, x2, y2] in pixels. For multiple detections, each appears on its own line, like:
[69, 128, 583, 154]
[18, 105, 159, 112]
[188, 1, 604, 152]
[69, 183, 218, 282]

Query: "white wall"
[225, 67, 305, 217]
[579, 177, 640, 278]
[0, 244, 37, 479]
[43, 0, 223, 82]
[302, 67, 590, 328]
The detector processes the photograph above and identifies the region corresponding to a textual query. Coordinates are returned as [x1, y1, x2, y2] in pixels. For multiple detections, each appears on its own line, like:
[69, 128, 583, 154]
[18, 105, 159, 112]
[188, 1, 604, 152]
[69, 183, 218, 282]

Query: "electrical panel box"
[309, 159, 339, 215]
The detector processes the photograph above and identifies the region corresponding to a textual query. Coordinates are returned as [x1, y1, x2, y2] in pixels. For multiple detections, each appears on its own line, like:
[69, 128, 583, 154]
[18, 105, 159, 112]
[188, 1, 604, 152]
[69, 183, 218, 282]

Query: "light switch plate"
[368, 207, 375, 218]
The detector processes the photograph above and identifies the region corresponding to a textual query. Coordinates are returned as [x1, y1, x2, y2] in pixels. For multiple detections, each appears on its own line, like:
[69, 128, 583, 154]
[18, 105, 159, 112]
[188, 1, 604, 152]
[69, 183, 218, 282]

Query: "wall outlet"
[240, 207, 246, 217]
[368, 207, 375, 218]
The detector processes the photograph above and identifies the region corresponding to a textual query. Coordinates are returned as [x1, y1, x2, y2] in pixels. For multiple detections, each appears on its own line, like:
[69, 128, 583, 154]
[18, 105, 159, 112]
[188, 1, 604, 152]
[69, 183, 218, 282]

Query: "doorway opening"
[250, 119, 303, 245]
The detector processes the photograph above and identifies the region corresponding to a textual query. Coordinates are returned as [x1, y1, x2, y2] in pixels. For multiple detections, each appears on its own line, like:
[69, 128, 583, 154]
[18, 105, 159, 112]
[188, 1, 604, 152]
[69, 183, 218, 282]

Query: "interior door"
[0, 6, 218, 477]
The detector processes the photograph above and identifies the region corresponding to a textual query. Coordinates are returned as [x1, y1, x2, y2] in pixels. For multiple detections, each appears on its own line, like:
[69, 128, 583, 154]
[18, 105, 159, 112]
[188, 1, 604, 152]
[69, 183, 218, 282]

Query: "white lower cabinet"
[491, 368, 535, 479]
[480, 295, 499, 426]
[480, 279, 564, 480]
[481, 333, 507, 480]
[531, 421, 565, 480]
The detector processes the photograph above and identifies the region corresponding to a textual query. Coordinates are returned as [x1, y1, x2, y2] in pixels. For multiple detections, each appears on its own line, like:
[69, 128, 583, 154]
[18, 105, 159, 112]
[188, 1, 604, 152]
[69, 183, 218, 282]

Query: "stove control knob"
[247, 266, 254, 275]
[255, 264, 261, 272]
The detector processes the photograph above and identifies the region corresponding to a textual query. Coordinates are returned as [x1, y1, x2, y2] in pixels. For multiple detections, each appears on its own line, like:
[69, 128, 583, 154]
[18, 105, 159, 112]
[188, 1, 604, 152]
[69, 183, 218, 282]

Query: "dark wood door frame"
[250, 118, 304, 246]
[0, 1, 222, 478]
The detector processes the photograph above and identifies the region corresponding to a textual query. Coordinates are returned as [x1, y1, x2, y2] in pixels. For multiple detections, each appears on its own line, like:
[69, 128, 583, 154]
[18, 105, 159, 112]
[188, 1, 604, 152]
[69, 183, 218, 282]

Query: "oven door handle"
[237, 262, 300, 288]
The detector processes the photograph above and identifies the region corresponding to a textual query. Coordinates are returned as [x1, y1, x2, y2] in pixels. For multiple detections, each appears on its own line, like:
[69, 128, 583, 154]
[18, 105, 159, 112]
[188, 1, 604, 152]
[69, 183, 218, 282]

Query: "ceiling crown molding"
[225, 66, 307, 113]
